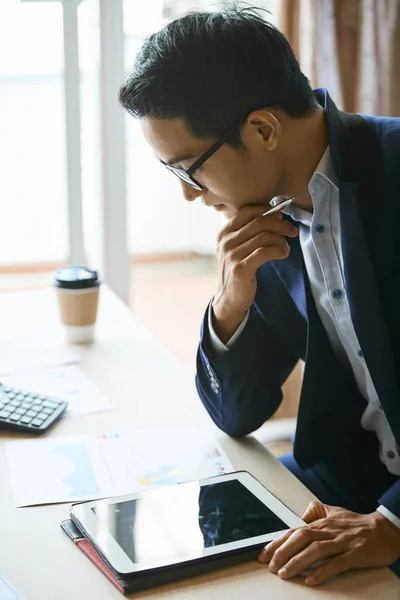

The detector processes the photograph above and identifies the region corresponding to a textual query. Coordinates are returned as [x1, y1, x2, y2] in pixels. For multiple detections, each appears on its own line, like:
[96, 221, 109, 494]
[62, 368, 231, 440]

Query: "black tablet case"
[61, 517, 266, 595]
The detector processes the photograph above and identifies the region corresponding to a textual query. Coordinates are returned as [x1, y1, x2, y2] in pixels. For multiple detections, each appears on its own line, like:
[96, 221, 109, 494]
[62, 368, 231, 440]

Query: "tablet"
[70, 470, 304, 576]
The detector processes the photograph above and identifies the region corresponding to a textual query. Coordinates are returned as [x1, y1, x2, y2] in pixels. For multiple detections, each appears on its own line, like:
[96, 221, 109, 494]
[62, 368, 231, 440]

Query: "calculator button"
[42, 400, 60, 409]
[9, 413, 22, 422]
[43, 400, 59, 409]
[6, 392, 16, 400]
[0, 402, 4, 410]
[26, 410, 38, 418]
[3, 387, 12, 393]
[9, 400, 21, 408]
[20, 415, 33, 424]
[21, 401, 33, 409]
[2, 397, 10, 404]
[29, 393, 38, 399]
[31, 418, 44, 427]
[0, 409, 11, 419]
[33, 400, 42, 406]
[36, 412, 50, 421]
[23, 397, 34, 403]
[41, 407, 54, 415]
[15, 407, 26, 415]
[38, 395, 47, 401]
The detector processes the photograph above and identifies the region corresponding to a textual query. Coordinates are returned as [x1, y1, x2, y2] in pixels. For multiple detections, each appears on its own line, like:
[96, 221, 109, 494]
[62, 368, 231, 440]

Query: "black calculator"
[0, 383, 68, 433]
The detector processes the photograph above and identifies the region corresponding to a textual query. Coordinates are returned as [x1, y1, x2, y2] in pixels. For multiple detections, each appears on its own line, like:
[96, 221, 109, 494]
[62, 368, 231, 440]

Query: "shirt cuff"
[377, 505, 400, 529]
[207, 301, 250, 357]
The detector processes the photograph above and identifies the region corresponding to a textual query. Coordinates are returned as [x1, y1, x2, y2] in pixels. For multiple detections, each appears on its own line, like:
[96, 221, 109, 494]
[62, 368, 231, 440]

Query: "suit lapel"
[339, 180, 400, 441]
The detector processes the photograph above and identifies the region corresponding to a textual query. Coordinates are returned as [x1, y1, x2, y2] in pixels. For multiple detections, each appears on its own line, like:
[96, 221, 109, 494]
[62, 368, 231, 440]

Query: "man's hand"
[212, 204, 298, 343]
[258, 500, 400, 585]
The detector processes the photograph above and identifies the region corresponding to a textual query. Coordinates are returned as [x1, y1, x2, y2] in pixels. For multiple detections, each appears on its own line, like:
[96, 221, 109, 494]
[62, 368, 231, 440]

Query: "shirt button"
[387, 450, 396, 459]
[332, 289, 342, 299]
[358, 350, 364, 357]
[316, 224, 325, 233]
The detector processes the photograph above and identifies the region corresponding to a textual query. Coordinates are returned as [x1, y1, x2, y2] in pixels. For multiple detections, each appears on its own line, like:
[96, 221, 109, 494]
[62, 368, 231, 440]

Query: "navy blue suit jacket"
[196, 89, 400, 518]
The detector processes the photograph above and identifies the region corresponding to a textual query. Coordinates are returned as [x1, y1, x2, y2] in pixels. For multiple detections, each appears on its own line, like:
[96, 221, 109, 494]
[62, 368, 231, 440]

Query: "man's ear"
[248, 110, 281, 151]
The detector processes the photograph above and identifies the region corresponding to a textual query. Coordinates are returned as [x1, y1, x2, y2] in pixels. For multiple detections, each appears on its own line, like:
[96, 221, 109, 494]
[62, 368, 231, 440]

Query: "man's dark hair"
[119, 4, 317, 147]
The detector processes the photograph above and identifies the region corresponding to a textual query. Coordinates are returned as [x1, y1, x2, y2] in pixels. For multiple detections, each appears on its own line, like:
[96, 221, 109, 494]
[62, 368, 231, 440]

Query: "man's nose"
[179, 179, 204, 202]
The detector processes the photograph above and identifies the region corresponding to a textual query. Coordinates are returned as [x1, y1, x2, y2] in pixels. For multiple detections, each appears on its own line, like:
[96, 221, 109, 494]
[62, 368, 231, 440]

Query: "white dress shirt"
[208, 147, 400, 526]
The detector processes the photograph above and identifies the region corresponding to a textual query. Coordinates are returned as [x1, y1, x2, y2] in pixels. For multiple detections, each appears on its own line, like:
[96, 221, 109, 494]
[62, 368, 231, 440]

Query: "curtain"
[278, 0, 400, 116]
[278, 0, 301, 61]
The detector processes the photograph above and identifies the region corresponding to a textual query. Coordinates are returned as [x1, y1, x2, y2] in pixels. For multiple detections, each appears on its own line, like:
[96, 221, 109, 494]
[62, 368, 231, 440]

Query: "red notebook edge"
[61, 519, 125, 594]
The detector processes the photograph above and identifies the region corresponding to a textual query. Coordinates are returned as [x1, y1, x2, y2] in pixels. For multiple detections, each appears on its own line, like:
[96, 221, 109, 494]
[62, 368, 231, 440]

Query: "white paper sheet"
[6, 427, 235, 507]
[0, 332, 79, 376]
[2, 365, 113, 419]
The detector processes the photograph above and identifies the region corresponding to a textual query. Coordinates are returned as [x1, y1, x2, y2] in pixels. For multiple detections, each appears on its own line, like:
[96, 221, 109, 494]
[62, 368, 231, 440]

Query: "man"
[119, 6, 400, 586]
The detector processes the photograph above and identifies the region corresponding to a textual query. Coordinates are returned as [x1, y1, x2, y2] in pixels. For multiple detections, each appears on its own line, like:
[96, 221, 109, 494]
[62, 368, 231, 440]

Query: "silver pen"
[262, 197, 294, 216]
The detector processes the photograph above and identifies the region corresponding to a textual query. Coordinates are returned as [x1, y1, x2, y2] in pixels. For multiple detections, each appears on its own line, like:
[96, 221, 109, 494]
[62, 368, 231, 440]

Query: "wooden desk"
[0, 288, 398, 599]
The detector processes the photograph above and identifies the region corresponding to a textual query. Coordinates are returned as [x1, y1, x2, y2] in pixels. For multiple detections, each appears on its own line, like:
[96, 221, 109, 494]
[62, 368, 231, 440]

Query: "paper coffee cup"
[54, 266, 100, 343]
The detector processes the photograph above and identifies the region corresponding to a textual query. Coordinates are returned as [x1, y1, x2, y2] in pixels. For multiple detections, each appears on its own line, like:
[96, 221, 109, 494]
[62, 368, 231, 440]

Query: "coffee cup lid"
[54, 266, 100, 290]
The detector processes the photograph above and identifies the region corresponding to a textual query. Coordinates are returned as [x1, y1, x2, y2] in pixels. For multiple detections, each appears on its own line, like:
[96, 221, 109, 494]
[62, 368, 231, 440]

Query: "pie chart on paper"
[137, 465, 180, 487]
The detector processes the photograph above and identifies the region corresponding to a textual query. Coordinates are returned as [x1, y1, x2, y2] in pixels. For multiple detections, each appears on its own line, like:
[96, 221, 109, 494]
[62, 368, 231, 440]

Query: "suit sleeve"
[195, 303, 298, 437]
[378, 480, 400, 520]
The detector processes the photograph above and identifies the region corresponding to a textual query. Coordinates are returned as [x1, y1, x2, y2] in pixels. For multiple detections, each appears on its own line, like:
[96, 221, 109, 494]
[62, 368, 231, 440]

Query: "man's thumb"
[302, 500, 330, 523]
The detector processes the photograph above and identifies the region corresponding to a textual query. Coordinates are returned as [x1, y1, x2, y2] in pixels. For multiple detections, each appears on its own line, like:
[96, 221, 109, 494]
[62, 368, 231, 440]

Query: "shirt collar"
[312, 146, 338, 187]
[270, 146, 338, 225]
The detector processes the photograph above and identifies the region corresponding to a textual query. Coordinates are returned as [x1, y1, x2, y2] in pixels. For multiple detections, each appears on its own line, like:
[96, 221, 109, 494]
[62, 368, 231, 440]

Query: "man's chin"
[221, 208, 235, 219]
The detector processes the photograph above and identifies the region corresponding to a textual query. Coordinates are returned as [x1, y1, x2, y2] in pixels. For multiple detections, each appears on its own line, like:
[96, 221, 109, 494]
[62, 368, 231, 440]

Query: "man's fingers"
[228, 231, 290, 265]
[217, 215, 296, 248]
[217, 203, 292, 241]
[217, 204, 272, 240]
[258, 530, 295, 564]
[241, 244, 290, 275]
[258, 527, 324, 563]
[230, 203, 282, 232]
[267, 528, 333, 573]
[276, 539, 344, 579]
[305, 552, 354, 586]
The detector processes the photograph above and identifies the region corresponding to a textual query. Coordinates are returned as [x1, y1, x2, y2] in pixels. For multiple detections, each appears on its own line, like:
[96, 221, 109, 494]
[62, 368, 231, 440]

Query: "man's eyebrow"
[162, 153, 198, 167]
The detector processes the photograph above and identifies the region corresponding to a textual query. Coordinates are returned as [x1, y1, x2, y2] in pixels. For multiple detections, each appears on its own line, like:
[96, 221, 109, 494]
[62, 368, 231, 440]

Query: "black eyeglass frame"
[160, 115, 246, 191]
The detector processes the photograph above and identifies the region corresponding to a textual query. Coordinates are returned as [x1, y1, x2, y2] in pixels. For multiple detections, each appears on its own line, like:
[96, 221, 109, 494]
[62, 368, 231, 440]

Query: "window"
[0, 0, 278, 268]
[0, 0, 68, 266]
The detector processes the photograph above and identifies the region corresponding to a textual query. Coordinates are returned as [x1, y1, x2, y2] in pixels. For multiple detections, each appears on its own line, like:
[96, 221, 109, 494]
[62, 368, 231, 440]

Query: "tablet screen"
[92, 479, 288, 565]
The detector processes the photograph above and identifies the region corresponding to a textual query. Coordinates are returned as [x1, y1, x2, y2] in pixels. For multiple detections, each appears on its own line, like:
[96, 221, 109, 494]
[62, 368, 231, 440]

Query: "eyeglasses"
[159, 116, 245, 191]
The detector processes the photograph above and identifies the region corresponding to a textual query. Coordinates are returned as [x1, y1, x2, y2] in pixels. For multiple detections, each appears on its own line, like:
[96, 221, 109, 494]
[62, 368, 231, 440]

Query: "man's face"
[140, 113, 285, 219]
